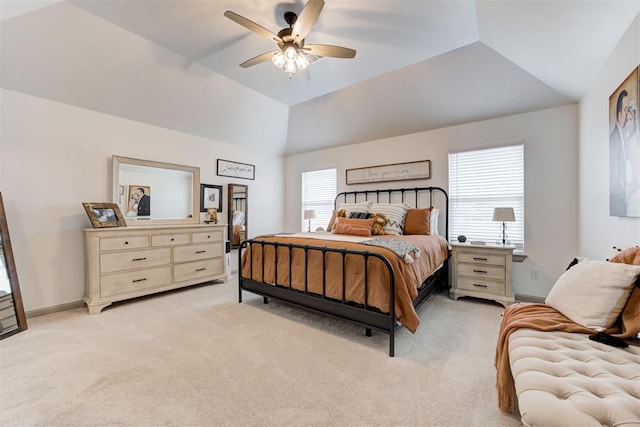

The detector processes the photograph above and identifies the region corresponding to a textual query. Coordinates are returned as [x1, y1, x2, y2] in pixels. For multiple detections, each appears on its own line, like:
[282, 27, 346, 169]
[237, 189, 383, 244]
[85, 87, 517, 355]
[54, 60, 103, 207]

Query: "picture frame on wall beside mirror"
[0, 192, 28, 340]
[112, 156, 200, 226]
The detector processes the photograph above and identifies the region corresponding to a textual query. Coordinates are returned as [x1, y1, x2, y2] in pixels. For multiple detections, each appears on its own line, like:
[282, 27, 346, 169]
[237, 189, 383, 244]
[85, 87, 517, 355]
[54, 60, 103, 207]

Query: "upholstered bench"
[509, 328, 640, 426]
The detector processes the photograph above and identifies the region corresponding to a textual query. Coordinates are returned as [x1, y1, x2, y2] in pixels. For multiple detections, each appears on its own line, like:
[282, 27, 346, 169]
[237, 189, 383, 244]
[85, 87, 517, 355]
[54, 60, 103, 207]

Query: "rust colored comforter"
[241, 234, 449, 332]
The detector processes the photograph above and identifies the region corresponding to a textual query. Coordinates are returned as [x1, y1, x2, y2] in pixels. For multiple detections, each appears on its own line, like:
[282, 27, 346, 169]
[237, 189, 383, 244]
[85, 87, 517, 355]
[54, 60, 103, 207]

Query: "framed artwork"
[609, 65, 640, 218]
[346, 160, 431, 185]
[200, 184, 223, 213]
[82, 202, 127, 228]
[217, 159, 255, 180]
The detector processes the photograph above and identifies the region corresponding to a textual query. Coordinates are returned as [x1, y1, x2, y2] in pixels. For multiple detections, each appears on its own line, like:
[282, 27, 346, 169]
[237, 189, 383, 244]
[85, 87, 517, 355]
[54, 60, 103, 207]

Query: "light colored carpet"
[0, 275, 522, 426]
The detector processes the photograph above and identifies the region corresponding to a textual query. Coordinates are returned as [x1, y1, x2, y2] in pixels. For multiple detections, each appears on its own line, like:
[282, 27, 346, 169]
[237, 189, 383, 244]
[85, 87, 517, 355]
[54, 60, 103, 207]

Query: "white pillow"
[430, 208, 439, 236]
[370, 202, 409, 235]
[545, 259, 640, 330]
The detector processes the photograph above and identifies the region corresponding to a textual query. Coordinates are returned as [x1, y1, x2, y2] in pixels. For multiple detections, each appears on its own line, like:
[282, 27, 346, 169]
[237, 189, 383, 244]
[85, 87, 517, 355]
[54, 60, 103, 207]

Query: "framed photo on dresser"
[82, 202, 127, 228]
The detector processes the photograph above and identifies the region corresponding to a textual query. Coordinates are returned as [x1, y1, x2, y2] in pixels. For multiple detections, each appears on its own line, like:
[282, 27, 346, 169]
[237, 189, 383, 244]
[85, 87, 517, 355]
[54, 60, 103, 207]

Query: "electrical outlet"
[530, 268, 540, 279]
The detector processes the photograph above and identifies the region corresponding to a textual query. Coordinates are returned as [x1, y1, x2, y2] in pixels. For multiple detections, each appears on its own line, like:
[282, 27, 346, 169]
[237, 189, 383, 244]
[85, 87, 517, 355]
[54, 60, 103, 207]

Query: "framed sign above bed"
[346, 160, 431, 185]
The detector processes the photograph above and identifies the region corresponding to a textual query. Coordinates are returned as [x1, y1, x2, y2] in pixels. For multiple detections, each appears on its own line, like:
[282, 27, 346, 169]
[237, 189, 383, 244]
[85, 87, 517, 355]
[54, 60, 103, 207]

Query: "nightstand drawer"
[458, 263, 505, 281]
[457, 276, 505, 294]
[458, 252, 505, 266]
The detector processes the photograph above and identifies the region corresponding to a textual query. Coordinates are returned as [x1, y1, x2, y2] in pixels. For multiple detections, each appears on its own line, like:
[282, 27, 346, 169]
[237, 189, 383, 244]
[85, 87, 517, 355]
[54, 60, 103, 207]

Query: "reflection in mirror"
[228, 184, 248, 248]
[0, 192, 27, 340]
[113, 156, 200, 225]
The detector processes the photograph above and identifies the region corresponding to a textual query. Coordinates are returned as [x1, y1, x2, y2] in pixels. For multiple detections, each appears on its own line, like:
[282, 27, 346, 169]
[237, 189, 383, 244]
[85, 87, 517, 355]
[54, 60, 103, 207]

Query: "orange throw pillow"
[404, 207, 432, 235]
[332, 217, 374, 237]
[610, 246, 640, 266]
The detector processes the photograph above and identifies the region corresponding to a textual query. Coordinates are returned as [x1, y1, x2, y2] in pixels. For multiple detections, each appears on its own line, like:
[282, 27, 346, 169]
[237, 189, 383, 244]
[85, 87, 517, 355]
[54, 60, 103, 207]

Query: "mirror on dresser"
[113, 156, 200, 225]
[0, 192, 27, 339]
[228, 184, 248, 248]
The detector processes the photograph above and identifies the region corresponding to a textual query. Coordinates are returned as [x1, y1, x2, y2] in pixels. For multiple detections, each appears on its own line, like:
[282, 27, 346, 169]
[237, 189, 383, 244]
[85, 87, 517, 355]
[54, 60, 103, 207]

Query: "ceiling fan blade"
[292, 0, 325, 44]
[224, 11, 283, 44]
[303, 44, 356, 59]
[239, 50, 280, 68]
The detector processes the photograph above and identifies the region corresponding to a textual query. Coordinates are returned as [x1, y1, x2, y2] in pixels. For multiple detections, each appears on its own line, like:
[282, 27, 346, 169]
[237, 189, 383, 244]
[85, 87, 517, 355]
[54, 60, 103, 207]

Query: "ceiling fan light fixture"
[295, 52, 309, 70]
[272, 51, 286, 68]
[284, 60, 297, 74]
[284, 45, 298, 61]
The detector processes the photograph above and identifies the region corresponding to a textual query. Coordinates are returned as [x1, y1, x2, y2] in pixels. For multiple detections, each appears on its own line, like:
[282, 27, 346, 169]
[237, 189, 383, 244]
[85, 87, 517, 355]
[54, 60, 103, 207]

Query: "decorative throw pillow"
[609, 246, 640, 265]
[337, 201, 372, 215]
[370, 203, 409, 235]
[545, 259, 640, 330]
[332, 217, 374, 237]
[404, 207, 432, 235]
[348, 212, 373, 219]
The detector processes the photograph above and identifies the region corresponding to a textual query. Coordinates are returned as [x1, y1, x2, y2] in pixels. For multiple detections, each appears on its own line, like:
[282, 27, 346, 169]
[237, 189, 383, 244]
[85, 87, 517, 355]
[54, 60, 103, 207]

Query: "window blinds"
[448, 144, 524, 248]
[301, 168, 337, 232]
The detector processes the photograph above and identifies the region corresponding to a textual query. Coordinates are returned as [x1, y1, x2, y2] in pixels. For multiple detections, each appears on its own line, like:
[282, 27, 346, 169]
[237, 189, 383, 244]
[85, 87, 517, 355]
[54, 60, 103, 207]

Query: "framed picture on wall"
[609, 66, 639, 218]
[200, 184, 223, 213]
[216, 159, 255, 180]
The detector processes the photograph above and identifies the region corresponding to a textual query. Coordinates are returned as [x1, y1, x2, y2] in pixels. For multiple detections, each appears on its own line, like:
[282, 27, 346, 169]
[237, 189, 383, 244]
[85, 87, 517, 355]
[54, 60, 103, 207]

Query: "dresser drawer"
[458, 252, 505, 266]
[173, 243, 221, 263]
[192, 230, 223, 243]
[458, 263, 505, 281]
[0, 294, 13, 310]
[100, 236, 149, 252]
[174, 258, 223, 282]
[100, 266, 172, 297]
[151, 233, 190, 247]
[100, 248, 171, 274]
[457, 276, 505, 295]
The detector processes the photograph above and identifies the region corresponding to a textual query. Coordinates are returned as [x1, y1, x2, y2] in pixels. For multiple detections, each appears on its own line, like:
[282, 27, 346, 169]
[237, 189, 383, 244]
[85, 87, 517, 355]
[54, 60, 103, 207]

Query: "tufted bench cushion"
[509, 328, 640, 426]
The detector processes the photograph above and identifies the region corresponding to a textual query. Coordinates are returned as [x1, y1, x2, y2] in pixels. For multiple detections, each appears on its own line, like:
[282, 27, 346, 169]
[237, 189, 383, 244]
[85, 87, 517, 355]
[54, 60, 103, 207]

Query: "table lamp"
[492, 207, 515, 245]
[303, 209, 316, 232]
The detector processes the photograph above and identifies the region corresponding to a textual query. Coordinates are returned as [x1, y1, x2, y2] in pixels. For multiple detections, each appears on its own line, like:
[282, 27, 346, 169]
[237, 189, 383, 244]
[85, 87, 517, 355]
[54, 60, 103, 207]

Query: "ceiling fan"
[224, 0, 356, 76]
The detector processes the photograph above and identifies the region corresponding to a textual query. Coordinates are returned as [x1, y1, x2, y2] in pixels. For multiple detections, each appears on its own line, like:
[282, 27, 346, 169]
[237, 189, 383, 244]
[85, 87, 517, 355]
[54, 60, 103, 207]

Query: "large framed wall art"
[217, 159, 255, 180]
[346, 160, 431, 185]
[609, 65, 639, 217]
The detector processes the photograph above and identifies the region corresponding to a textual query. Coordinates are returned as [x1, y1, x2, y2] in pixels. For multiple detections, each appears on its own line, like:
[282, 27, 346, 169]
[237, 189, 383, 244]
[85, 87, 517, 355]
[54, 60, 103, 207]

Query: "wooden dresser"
[449, 242, 515, 307]
[84, 224, 226, 314]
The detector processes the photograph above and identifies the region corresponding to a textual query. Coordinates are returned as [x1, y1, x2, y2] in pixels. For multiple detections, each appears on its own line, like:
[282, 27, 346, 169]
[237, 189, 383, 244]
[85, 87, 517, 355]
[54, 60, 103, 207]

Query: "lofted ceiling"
[1, 0, 639, 155]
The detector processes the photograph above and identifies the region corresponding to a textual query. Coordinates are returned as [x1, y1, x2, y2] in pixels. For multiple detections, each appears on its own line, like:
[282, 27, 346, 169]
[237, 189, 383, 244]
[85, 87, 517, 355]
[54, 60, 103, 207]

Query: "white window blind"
[448, 144, 524, 248]
[302, 168, 337, 232]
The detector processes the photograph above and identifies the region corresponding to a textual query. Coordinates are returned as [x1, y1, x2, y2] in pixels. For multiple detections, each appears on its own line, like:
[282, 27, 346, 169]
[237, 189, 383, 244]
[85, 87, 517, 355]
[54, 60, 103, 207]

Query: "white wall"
[0, 89, 285, 312]
[285, 105, 579, 299]
[579, 14, 640, 260]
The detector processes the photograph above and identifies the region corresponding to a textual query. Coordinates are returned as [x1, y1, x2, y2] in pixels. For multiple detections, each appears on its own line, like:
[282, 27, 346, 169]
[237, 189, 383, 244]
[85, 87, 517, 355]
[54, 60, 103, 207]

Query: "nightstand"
[450, 242, 515, 307]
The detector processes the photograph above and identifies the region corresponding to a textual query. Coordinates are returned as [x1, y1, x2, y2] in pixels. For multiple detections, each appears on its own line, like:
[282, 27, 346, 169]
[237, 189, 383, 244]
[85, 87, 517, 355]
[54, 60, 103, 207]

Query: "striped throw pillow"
[370, 203, 409, 235]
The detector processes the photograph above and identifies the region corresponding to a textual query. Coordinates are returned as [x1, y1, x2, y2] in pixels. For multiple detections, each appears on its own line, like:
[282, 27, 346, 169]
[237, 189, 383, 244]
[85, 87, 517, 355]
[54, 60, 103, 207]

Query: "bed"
[238, 187, 450, 356]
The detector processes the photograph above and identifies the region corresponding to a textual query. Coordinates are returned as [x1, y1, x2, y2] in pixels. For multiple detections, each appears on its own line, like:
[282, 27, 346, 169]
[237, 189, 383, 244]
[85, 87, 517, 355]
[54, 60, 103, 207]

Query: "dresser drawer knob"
[473, 283, 487, 288]
[132, 257, 147, 261]
[124, 241, 129, 245]
[473, 257, 487, 261]
[473, 269, 488, 274]
[195, 268, 206, 272]
[132, 278, 147, 283]
[195, 250, 206, 254]
[171, 238, 174, 241]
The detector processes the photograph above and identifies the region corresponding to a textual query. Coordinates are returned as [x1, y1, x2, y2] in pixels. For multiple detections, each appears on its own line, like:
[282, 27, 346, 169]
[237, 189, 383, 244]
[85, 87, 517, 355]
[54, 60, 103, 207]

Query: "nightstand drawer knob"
[473, 257, 488, 261]
[473, 269, 488, 274]
[473, 283, 488, 288]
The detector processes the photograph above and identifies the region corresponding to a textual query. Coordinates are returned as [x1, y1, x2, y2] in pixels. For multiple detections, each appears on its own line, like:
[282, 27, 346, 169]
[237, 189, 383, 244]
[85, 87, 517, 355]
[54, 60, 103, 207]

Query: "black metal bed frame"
[238, 187, 449, 357]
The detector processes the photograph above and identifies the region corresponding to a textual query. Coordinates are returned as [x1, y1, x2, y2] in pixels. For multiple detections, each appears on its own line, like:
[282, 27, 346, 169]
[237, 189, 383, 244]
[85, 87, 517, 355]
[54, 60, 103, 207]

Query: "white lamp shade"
[492, 207, 515, 222]
[303, 209, 316, 220]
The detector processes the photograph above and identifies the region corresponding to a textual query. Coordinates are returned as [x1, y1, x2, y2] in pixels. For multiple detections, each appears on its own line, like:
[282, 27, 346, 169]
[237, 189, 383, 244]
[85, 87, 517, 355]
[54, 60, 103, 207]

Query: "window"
[301, 168, 337, 232]
[448, 144, 524, 248]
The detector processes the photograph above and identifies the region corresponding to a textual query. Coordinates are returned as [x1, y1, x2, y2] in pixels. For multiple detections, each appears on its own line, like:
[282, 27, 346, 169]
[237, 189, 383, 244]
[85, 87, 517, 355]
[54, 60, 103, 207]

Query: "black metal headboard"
[334, 186, 449, 241]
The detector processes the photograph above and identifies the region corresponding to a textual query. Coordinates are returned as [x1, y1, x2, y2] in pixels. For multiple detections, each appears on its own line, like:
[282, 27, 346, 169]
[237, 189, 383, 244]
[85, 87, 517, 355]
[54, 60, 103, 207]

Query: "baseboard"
[26, 300, 84, 318]
[515, 293, 545, 303]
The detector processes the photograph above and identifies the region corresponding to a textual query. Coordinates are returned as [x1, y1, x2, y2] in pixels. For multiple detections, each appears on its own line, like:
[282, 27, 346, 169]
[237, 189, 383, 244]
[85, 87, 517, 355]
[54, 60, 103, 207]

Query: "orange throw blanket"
[495, 287, 640, 413]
